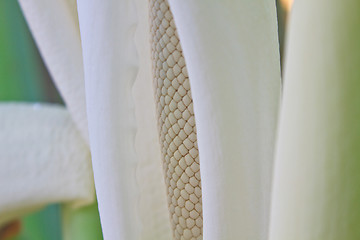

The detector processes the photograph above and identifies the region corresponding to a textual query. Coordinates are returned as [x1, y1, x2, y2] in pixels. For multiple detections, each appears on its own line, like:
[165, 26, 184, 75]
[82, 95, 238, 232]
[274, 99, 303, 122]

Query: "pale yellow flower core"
[149, 0, 203, 239]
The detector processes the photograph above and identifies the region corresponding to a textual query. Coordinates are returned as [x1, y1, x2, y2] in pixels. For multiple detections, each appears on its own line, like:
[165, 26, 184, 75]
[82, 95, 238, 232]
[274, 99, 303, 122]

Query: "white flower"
[6, 0, 281, 239]
[4, 0, 359, 239]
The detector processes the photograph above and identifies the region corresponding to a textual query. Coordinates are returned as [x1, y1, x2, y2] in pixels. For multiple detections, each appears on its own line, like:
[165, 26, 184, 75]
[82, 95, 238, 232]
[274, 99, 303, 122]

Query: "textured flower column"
[269, 1, 360, 239]
[168, 1, 281, 239]
[149, 0, 203, 239]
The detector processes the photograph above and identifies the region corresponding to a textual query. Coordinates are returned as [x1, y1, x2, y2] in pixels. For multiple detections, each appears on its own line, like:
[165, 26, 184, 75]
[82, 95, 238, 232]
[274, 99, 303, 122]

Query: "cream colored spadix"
[76, 0, 171, 239]
[18, 0, 88, 142]
[0, 103, 94, 226]
[269, 1, 360, 239]
[149, 0, 203, 239]
[168, 1, 281, 239]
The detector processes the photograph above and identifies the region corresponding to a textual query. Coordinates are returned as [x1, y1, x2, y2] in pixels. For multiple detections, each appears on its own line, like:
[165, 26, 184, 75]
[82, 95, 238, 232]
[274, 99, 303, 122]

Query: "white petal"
[18, 0, 88, 142]
[77, 1, 140, 239]
[269, 1, 360, 239]
[0, 103, 94, 226]
[133, 0, 172, 239]
[168, 1, 281, 239]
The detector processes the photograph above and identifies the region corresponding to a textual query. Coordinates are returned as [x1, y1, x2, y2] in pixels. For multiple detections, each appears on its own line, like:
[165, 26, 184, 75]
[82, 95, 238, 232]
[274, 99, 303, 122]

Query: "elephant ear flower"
[9, 0, 360, 239]
[76, 0, 281, 239]
[13, 0, 281, 239]
[20, 0, 173, 238]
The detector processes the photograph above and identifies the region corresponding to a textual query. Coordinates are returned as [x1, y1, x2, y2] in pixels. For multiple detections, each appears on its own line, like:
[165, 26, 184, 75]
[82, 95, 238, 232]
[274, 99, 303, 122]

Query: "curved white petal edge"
[18, 0, 89, 142]
[133, 0, 172, 239]
[77, 0, 140, 239]
[0, 103, 94, 227]
[77, 0, 171, 237]
[168, 1, 281, 239]
[269, 1, 360, 239]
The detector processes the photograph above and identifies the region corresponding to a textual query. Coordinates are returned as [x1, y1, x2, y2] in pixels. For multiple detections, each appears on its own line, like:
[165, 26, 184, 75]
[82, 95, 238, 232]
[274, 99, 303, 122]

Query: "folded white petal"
[269, 1, 360, 239]
[0, 103, 94, 226]
[168, 1, 281, 239]
[77, 1, 140, 239]
[18, 0, 88, 142]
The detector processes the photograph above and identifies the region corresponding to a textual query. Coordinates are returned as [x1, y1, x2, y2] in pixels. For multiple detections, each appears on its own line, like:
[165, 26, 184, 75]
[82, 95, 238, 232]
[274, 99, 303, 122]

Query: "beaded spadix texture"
[149, 0, 203, 239]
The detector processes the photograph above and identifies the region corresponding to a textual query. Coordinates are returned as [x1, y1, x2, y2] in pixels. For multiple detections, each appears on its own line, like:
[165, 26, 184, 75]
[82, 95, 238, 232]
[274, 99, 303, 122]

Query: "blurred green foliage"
[0, 0, 61, 103]
[0, 1, 63, 240]
[62, 202, 103, 240]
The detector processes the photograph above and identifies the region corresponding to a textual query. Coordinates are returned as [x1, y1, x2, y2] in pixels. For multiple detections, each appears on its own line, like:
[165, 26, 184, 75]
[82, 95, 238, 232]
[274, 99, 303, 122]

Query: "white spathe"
[168, 1, 281, 239]
[16, 0, 283, 239]
[269, 1, 360, 239]
[77, 0, 170, 239]
[77, 0, 139, 238]
[18, 0, 88, 142]
[0, 103, 94, 226]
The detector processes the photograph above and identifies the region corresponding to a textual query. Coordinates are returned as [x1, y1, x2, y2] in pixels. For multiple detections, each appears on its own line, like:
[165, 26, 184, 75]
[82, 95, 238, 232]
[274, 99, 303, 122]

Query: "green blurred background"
[0, 0, 290, 239]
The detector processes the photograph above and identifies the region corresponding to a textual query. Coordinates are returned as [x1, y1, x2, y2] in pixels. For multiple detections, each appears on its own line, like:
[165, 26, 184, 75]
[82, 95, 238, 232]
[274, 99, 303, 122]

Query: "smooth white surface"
[21, 0, 171, 238]
[269, 1, 360, 239]
[77, 0, 140, 239]
[169, 1, 281, 239]
[0, 103, 94, 226]
[133, 0, 173, 239]
[18, 0, 88, 142]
